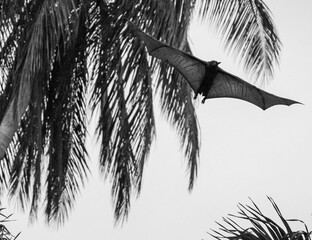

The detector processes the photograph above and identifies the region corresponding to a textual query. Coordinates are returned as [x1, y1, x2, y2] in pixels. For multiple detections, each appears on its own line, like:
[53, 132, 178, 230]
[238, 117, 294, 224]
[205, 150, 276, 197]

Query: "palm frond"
[0, 208, 20, 239]
[2, 0, 89, 224]
[89, 0, 200, 221]
[89, 2, 156, 222]
[156, 41, 200, 190]
[197, 0, 281, 83]
[43, 8, 89, 224]
[0, 0, 79, 159]
[210, 197, 312, 240]
[129, 0, 200, 190]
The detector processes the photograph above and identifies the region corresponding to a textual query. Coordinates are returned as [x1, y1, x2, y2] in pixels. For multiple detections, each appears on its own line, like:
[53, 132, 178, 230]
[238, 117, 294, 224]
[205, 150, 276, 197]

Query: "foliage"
[198, 0, 281, 83]
[0, 0, 281, 225]
[0, 208, 20, 240]
[211, 197, 311, 240]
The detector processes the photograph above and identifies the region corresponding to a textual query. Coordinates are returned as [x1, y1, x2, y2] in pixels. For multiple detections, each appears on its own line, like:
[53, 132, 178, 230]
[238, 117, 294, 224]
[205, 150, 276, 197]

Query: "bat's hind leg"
[201, 89, 210, 103]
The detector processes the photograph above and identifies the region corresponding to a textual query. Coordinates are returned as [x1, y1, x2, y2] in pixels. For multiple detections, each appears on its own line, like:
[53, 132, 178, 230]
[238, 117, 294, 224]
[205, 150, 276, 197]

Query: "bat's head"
[209, 60, 221, 67]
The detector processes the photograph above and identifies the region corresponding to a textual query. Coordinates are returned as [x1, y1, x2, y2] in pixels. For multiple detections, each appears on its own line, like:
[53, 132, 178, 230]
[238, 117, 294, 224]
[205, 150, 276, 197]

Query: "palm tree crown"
[0, 0, 281, 224]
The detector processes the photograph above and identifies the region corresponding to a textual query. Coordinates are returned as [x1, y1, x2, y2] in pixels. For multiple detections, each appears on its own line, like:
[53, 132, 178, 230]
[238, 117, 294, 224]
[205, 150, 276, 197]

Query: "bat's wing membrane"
[129, 22, 205, 92]
[128, 22, 300, 110]
[207, 68, 301, 110]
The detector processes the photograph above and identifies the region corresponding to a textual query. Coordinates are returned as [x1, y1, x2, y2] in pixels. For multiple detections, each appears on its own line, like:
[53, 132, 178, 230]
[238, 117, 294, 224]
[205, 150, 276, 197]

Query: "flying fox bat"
[128, 22, 301, 110]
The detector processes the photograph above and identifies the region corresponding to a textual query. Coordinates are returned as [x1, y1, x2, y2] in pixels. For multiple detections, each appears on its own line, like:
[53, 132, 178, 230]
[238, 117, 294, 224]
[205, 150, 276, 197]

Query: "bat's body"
[129, 22, 301, 110]
[196, 61, 220, 102]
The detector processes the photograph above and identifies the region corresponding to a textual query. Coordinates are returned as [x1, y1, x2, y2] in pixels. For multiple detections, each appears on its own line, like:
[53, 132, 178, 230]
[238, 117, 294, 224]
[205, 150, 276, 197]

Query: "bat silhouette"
[129, 22, 301, 110]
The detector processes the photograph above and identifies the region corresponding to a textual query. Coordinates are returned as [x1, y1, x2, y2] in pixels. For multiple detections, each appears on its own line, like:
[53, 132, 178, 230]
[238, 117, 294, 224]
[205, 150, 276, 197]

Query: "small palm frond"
[89, 2, 156, 222]
[0, 208, 20, 239]
[44, 21, 89, 224]
[210, 197, 312, 240]
[129, 0, 200, 190]
[156, 41, 200, 191]
[197, 0, 281, 83]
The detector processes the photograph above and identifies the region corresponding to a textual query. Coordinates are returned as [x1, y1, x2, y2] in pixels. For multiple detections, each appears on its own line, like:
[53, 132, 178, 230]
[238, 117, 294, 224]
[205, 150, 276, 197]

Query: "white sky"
[5, 0, 312, 239]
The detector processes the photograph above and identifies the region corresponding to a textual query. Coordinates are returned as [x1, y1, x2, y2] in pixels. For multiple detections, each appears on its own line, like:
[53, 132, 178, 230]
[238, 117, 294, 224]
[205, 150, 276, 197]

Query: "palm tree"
[0, 0, 281, 225]
[211, 197, 311, 240]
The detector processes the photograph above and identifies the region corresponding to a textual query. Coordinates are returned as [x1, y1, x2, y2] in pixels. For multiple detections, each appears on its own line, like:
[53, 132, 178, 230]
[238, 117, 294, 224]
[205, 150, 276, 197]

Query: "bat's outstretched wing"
[207, 68, 301, 110]
[128, 22, 205, 92]
[129, 22, 301, 110]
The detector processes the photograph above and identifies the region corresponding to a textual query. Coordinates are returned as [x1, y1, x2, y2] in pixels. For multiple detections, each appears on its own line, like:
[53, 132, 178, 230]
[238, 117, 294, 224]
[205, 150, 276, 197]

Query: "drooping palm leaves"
[198, 0, 281, 83]
[211, 197, 311, 240]
[0, 0, 89, 224]
[0, 0, 282, 224]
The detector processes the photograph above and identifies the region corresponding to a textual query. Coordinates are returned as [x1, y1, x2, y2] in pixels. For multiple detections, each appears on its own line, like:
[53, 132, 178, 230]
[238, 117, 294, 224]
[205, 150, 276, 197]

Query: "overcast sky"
[5, 0, 312, 239]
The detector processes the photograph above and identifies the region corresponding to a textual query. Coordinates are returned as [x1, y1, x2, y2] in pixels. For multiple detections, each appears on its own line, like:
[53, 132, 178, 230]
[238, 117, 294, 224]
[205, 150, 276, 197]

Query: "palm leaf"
[197, 0, 281, 83]
[210, 197, 312, 240]
[0, 208, 20, 239]
[88, 0, 200, 221]
[2, 0, 89, 224]
[0, 0, 78, 159]
[126, 0, 200, 190]
[89, 4, 156, 221]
